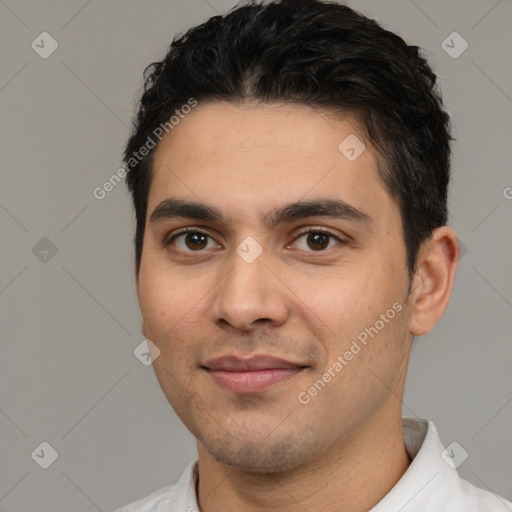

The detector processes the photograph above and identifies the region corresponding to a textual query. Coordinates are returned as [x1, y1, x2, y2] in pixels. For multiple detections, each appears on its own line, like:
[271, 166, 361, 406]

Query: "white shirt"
[114, 418, 512, 511]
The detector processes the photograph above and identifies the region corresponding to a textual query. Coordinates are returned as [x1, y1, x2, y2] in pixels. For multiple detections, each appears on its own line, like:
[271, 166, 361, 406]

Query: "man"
[115, 0, 511, 510]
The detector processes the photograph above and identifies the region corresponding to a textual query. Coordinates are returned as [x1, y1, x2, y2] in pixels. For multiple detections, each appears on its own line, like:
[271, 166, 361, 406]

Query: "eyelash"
[165, 227, 344, 253]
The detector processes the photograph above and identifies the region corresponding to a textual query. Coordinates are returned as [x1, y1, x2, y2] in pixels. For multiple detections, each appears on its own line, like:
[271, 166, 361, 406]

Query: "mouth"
[201, 355, 308, 394]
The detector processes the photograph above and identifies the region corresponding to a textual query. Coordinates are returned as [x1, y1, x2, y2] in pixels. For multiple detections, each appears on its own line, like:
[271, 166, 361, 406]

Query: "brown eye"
[169, 230, 219, 252]
[306, 232, 330, 250]
[293, 230, 341, 252]
[184, 232, 208, 250]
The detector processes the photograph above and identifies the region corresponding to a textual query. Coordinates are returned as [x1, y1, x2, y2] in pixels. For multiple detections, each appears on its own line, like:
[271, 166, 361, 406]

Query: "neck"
[196, 411, 411, 512]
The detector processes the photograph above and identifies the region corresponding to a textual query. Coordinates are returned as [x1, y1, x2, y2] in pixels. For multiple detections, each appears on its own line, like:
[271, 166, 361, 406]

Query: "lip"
[202, 355, 307, 393]
[203, 355, 305, 371]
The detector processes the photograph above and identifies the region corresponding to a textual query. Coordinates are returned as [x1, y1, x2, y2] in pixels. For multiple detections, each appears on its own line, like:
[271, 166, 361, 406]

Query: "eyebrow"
[149, 197, 372, 230]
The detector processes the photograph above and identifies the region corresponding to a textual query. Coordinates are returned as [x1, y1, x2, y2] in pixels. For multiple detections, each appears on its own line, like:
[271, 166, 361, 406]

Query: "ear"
[409, 226, 460, 336]
[135, 264, 147, 338]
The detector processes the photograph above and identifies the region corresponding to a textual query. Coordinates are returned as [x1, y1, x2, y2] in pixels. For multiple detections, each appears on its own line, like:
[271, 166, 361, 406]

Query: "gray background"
[1, 0, 511, 510]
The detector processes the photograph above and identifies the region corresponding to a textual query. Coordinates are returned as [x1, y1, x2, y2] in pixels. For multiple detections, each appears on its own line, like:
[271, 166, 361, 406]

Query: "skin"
[135, 101, 460, 511]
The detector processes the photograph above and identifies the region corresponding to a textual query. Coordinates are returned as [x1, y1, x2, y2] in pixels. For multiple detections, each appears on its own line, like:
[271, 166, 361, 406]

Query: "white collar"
[118, 418, 511, 511]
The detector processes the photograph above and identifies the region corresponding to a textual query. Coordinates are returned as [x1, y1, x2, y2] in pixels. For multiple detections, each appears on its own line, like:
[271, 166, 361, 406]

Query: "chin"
[200, 431, 316, 474]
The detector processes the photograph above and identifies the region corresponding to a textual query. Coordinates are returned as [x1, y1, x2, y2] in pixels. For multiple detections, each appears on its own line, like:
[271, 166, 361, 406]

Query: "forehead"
[148, 101, 397, 229]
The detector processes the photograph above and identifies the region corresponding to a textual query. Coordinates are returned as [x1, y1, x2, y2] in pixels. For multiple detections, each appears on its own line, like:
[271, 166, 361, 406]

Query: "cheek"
[312, 264, 382, 320]
[137, 270, 199, 340]
[303, 259, 405, 349]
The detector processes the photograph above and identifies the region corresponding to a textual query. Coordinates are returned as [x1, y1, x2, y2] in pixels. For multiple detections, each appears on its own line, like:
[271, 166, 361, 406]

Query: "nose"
[210, 245, 289, 332]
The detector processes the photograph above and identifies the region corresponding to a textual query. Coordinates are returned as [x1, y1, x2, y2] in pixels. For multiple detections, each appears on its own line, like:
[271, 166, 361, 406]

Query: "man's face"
[136, 102, 414, 472]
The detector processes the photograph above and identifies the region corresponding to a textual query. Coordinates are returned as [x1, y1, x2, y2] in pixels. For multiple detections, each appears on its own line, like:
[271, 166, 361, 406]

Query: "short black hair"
[124, 0, 452, 276]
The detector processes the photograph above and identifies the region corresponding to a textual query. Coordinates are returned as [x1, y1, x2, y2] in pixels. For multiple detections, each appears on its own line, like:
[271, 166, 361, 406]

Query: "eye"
[168, 229, 220, 252]
[166, 228, 343, 254]
[292, 230, 342, 251]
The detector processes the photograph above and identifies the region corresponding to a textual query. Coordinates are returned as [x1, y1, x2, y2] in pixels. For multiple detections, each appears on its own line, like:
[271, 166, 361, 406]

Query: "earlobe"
[409, 226, 460, 337]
